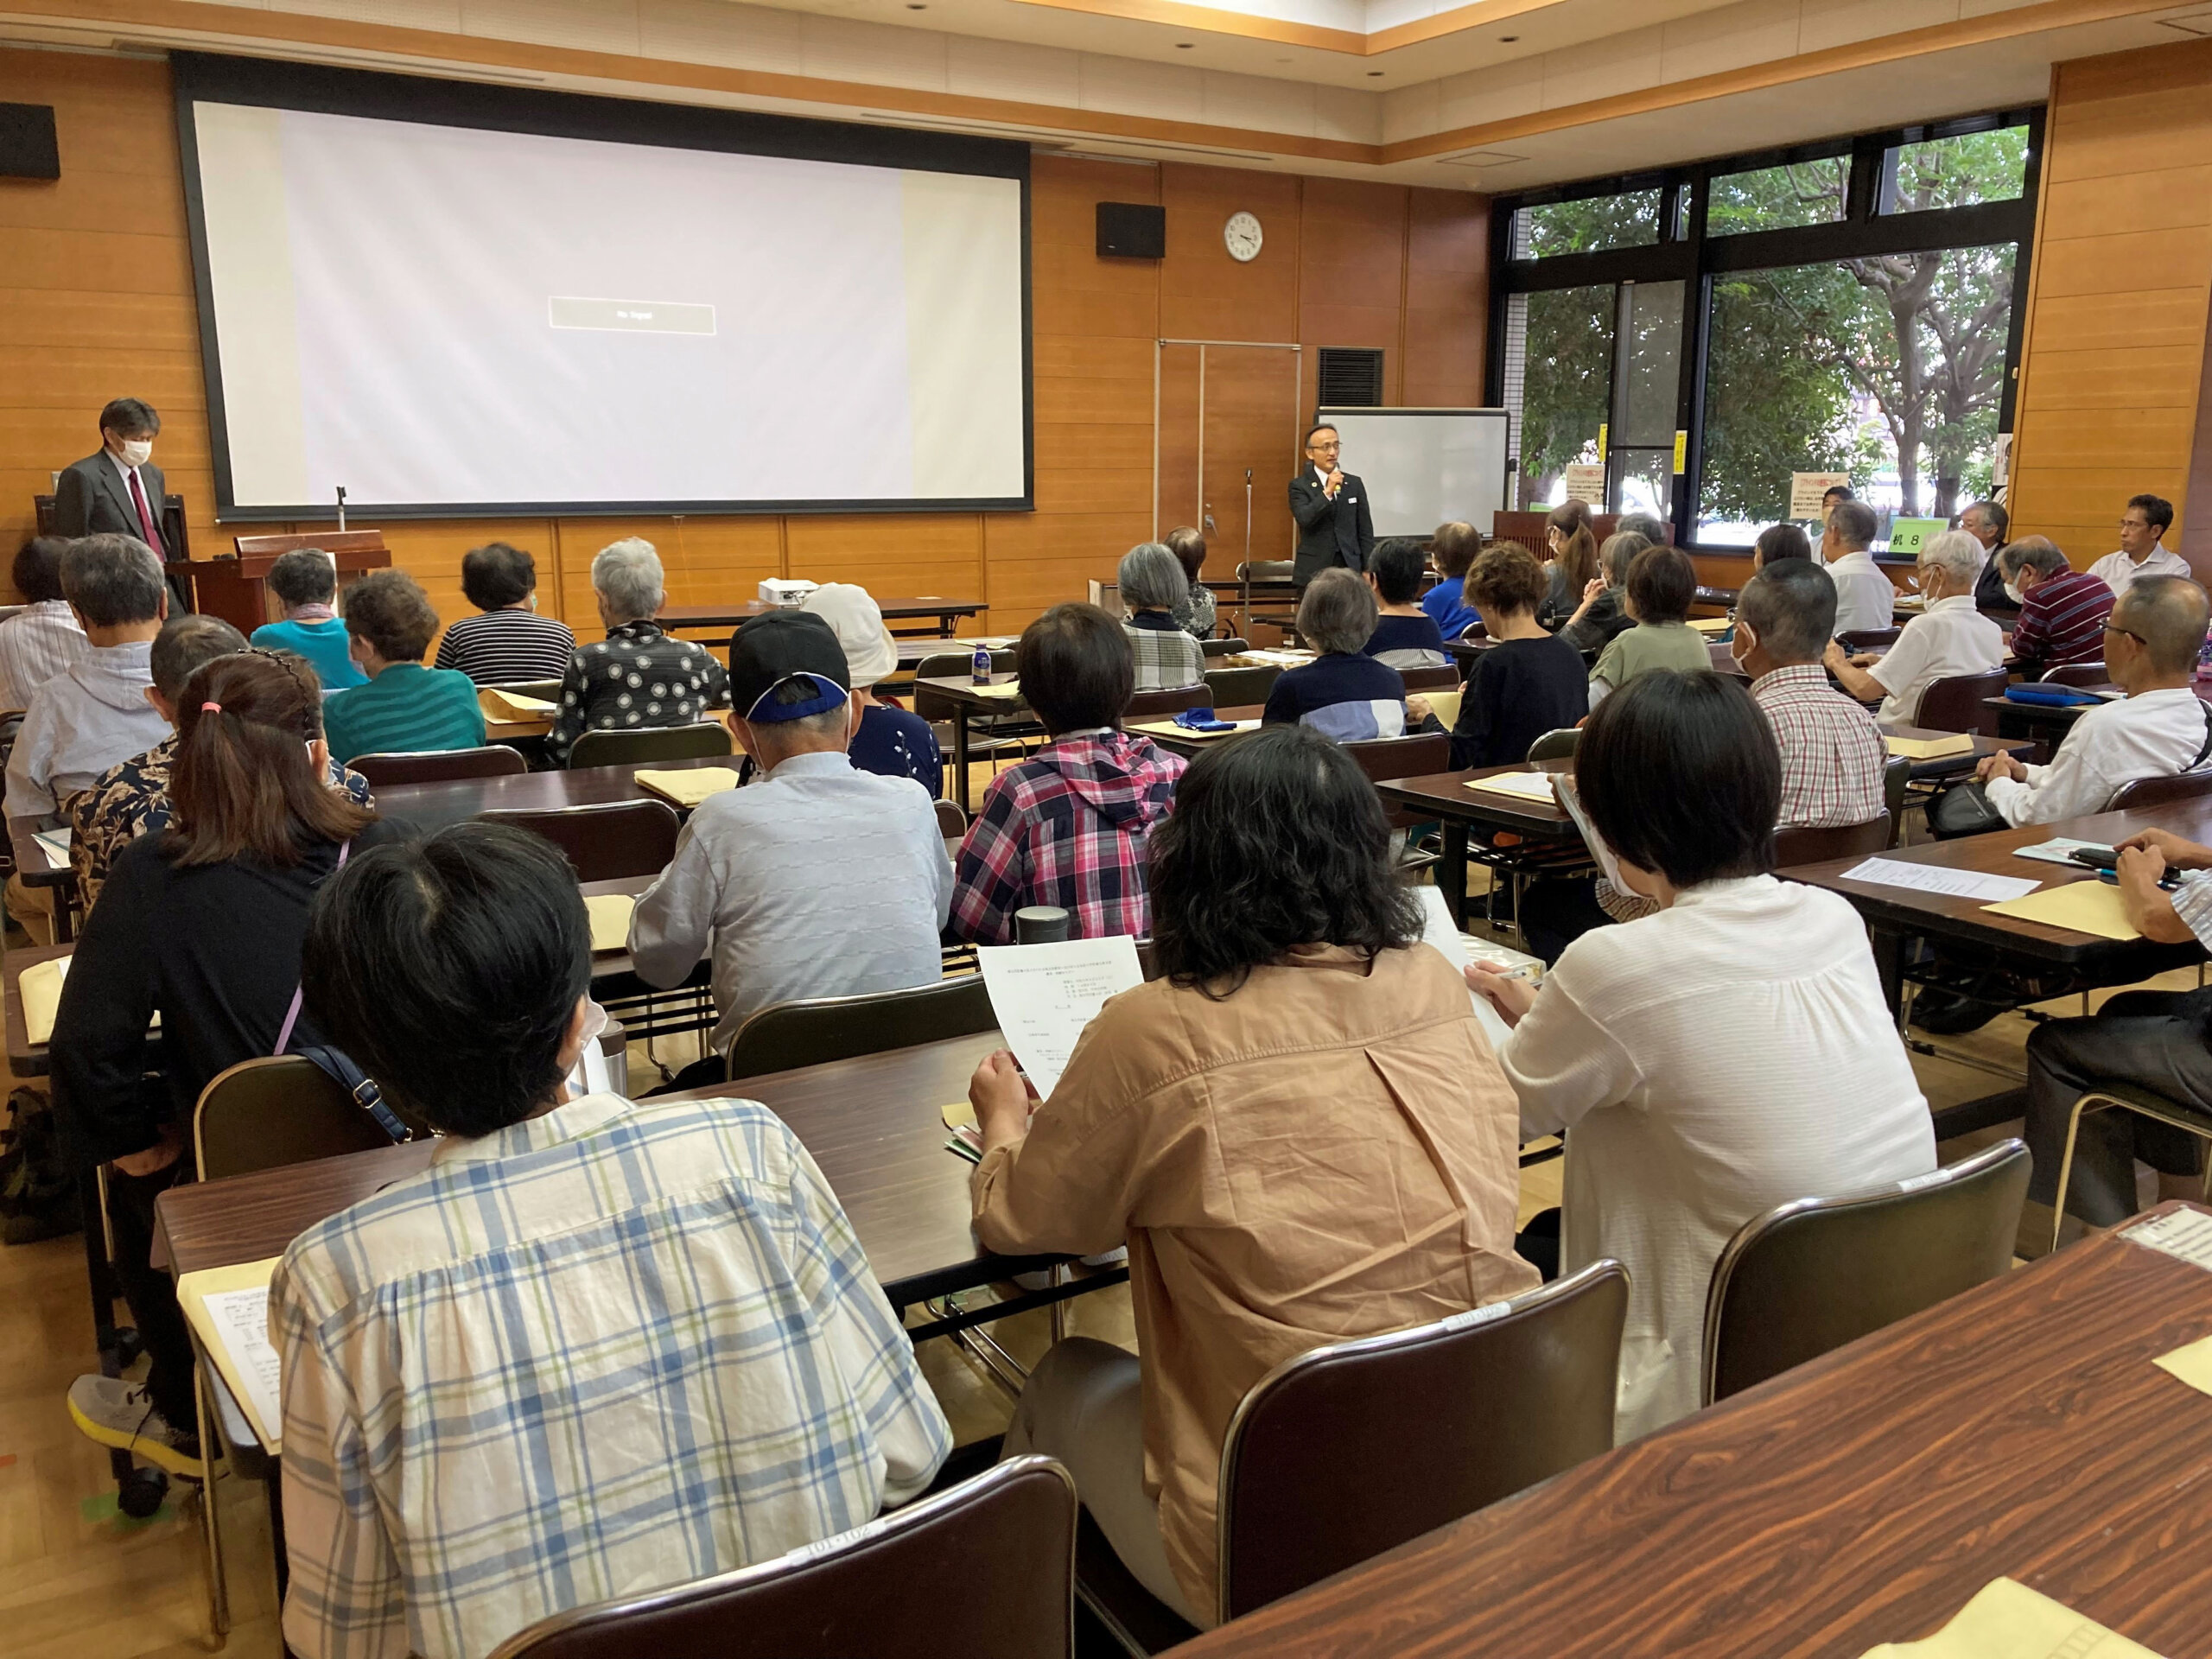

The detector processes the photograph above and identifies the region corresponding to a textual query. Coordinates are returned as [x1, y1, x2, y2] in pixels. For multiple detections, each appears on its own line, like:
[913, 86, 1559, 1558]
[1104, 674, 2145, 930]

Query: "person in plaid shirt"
[273, 824, 950, 1659]
[951, 604, 1185, 944]
[1118, 543, 1206, 692]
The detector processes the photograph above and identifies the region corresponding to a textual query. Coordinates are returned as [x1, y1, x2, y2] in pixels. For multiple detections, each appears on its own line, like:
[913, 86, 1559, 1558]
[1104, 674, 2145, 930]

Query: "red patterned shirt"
[949, 731, 1185, 945]
[2009, 569, 2114, 674]
[1751, 663, 1888, 830]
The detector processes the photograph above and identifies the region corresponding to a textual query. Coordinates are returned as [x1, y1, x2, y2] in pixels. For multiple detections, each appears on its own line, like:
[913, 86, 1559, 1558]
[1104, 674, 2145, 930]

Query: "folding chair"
[349, 746, 527, 787]
[569, 722, 733, 769]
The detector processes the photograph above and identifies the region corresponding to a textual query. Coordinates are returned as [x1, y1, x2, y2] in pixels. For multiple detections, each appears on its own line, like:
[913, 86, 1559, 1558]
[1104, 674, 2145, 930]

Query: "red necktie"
[127, 468, 162, 553]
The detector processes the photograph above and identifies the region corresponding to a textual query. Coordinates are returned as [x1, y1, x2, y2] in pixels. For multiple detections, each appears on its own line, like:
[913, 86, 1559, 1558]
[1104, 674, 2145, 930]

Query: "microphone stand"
[1242, 467, 1253, 644]
[335, 485, 347, 532]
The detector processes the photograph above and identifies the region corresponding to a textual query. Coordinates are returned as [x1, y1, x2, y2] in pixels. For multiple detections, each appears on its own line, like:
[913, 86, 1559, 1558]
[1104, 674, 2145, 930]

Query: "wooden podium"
[188, 531, 392, 637]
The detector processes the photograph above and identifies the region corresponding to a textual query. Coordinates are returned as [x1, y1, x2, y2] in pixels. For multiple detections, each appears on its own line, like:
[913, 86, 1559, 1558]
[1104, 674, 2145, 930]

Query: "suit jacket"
[1974, 543, 2020, 619]
[1289, 467, 1375, 585]
[54, 451, 174, 559]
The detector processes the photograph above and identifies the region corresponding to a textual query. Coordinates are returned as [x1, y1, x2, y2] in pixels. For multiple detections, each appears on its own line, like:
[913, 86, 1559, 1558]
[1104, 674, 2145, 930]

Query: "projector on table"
[757, 579, 818, 607]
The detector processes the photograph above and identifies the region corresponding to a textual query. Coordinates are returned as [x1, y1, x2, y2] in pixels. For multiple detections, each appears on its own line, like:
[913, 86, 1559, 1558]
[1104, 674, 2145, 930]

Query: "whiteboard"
[1315, 408, 1511, 538]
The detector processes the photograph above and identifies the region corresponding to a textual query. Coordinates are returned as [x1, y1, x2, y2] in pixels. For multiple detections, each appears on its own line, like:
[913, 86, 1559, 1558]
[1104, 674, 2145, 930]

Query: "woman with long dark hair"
[53, 649, 404, 1471]
[966, 725, 1534, 1625]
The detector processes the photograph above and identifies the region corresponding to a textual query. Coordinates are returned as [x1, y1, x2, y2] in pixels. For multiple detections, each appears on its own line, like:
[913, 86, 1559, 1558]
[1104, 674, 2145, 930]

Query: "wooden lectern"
[188, 531, 393, 637]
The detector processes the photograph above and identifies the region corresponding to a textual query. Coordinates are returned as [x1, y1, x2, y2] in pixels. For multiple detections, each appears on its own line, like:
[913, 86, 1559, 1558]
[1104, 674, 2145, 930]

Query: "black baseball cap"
[728, 611, 850, 723]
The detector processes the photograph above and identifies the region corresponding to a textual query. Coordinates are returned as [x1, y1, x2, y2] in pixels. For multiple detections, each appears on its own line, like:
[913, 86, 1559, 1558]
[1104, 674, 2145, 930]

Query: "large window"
[1491, 112, 2038, 551]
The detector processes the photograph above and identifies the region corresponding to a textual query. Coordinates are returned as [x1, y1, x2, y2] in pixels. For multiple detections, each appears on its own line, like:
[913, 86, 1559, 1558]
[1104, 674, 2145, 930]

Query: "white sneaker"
[67, 1376, 202, 1477]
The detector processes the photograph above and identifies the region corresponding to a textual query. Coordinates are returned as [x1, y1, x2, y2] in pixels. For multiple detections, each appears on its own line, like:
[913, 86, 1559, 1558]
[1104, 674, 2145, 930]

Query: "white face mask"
[2004, 582, 2025, 607]
[1728, 620, 1755, 673]
[117, 438, 152, 467]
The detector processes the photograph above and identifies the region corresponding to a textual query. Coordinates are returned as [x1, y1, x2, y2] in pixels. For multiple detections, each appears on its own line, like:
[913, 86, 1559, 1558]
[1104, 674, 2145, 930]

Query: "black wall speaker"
[0, 104, 59, 181]
[1096, 201, 1165, 260]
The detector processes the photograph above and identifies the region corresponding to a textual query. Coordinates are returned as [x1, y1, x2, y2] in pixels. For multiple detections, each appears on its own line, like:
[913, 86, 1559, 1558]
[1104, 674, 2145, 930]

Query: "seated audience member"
[1821, 499, 1896, 637]
[1468, 670, 1934, 1441]
[432, 541, 578, 684]
[1119, 542, 1207, 692]
[1970, 575, 2212, 824]
[1589, 545, 1707, 703]
[52, 651, 398, 1473]
[1421, 520, 1482, 640]
[1262, 571, 1410, 740]
[71, 620, 372, 907]
[5, 533, 169, 834]
[630, 613, 950, 1090]
[2088, 493, 2189, 597]
[1362, 537, 1449, 670]
[1616, 511, 1669, 545]
[973, 726, 1535, 1623]
[0, 535, 86, 711]
[549, 538, 729, 765]
[801, 582, 943, 796]
[1556, 531, 1648, 657]
[1520, 562, 1886, 960]
[2017, 825, 2212, 1245]
[1999, 536, 2113, 677]
[1751, 522, 1812, 572]
[1536, 507, 1600, 632]
[1450, 543, 1586, 770]
[1823, 482, 1854, 515]
[1825, 531, 2005, 726]
[321, 570, 486, 764]
[1164, 525, 1217, 640]
[1961, 499, 2018, 615]
[249, 550, 365, 690]
[950, 604, 1185, 945]
[276, 823, 950, 1659]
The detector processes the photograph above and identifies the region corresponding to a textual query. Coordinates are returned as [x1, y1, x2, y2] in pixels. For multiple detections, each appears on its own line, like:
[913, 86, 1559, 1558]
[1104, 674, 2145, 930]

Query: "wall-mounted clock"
[1224, 211, 1263, 263]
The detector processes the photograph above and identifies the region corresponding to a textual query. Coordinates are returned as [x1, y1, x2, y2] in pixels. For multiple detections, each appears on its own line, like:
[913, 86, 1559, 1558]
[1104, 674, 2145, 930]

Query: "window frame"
[1486, 106, 2044, 552]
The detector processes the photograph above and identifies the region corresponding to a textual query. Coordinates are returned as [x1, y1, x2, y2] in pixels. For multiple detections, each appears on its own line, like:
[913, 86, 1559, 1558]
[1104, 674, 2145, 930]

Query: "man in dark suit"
[52, 397, 191, 613]
[1289, 423, 1375, 586]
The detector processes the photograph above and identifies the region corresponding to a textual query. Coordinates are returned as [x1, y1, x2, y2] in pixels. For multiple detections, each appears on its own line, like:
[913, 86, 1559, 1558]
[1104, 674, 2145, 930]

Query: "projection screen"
[173, 55, 1032, 518]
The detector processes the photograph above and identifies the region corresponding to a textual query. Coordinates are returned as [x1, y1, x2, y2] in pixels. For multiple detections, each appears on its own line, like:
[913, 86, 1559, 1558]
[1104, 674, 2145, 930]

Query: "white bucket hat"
[799, 582, 899, 688]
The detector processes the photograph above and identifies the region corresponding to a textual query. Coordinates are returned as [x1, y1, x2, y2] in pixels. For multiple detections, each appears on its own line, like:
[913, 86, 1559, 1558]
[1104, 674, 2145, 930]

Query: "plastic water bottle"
[972, 643, 993, 684]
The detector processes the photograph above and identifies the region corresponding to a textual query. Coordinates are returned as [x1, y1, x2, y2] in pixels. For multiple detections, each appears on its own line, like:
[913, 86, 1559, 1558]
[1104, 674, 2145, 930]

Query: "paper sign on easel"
[1789, 471, 1852, 519]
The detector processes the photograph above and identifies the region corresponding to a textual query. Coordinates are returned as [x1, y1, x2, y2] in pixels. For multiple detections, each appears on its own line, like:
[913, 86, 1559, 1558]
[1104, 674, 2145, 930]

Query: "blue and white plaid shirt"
[270, 1091, 951, 1659]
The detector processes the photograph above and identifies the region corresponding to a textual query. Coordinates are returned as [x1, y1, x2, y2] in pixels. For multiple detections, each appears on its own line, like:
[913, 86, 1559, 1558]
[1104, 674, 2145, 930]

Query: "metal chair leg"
[194, 1359, 231, 1644]
[2054, 1089, 2212, 1255]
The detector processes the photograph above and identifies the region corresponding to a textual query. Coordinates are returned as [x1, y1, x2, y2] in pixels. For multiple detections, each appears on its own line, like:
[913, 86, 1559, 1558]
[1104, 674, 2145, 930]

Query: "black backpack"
[0, 1088, 77, 1244]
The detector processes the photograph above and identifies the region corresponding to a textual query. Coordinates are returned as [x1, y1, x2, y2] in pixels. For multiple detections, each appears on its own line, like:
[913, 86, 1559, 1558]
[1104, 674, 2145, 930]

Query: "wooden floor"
[5, 772, 2190, 1655]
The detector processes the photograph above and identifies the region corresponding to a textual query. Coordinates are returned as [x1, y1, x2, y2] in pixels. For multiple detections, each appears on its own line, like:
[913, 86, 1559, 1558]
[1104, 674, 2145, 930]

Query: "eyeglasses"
[2103, 620, 2147, 647]
[1308, 440, 1341, 452]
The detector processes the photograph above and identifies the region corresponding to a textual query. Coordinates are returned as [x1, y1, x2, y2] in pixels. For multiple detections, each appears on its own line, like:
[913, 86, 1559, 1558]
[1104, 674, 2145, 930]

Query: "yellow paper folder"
[632, 767, 742, 809]
[178, 1256, 286, 1455]
[480, 687, 556, 722]
[1465, 771, 1560, 804]
[1858, 1577, 2160, 1657]
[1885, 733, 1974, 760]
[584, 893, 634, 954]
[20, 957, 66, 1047]
[1981, 880, 2140, 941]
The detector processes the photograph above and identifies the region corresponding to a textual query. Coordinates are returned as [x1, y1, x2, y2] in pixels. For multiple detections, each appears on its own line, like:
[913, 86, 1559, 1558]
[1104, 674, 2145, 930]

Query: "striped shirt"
[1123, 615, 1205, 691]
[433, 607, 580, 686]
[272, 1090, 952, 1659]
[2009, 569, 2114, 673]
[0, 600, 86, 714]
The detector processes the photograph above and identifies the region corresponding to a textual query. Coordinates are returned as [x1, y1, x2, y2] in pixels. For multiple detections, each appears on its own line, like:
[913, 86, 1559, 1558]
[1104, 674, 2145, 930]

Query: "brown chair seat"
[1772, 812, 1891, 866]
[350, 746, 528, 787]
[1123, 686, 1208, 720]
[480, 800, 680, 882]
[568, 722, 733, 770]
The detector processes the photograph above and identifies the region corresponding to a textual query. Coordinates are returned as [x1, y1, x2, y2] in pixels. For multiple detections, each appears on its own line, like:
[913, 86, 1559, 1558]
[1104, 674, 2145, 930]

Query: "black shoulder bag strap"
[271, 841, 409, 1144]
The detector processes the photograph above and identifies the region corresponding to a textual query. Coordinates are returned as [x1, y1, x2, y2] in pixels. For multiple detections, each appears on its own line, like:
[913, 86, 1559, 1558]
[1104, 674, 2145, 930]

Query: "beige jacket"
[970, 943, 1536, 1619]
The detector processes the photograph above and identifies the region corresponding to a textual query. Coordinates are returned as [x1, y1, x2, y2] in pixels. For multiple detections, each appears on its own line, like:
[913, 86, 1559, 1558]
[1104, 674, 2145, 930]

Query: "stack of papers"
[30, 828, 69, 868]
[1858, 1577, 2159, 1657]
[1688, 617, 1732, 635]
[1129, 719, 1260, 741]
[1885, 732, 1974, 760]
[966, 680, 1027, 702]
[974, 937, 1144, 1100]
[1837, 857, 2039, 902]
[1413, 886, 1539, 1052]
[632, 767, 742, 808]
[1228, 649, 1314, 669]
[583, 893, 634, 954]
[480, 687, 556, 722]
[1465, 771, 1560, 803]
[177, 1258, 285, 1453]
[19, 957, 66, 1046]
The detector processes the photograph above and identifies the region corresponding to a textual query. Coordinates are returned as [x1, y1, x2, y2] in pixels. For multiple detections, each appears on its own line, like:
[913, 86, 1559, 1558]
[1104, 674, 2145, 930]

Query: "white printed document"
[976, 938, 1144, 1100]
[1839, 856, 2039, 903]
[177, 1257, 285, 1452]
[2124, 1208, 2212, 1274]
[1414, 885, 1540, 1052]
[2012, 838, 2111, 868]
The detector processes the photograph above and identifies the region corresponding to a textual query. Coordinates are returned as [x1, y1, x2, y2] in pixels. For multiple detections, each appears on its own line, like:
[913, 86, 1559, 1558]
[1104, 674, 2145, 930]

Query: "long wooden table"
[914, 673, 1033, 813]
[1175, 1202, 2212, 1659]
[658, 597, 983, 641]
[373, 753, 739, 836]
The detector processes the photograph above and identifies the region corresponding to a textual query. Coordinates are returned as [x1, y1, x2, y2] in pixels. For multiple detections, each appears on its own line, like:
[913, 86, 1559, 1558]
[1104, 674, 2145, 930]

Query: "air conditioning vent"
[1317, 347, 1383, 407]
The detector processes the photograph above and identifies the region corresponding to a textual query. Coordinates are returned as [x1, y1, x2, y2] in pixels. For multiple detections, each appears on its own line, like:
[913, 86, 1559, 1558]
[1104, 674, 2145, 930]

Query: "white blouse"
[1498, 875, 1935, 1442]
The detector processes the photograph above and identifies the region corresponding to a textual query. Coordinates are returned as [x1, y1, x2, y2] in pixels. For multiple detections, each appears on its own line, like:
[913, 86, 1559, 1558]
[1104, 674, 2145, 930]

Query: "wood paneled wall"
[0, 48, 1489, 639]
[2010, 38, 2212, 577]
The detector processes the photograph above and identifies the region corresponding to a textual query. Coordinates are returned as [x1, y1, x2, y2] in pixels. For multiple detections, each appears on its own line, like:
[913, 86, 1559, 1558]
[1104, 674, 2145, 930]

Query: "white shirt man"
[2088, 498, 2190, 596]
[1859, 594, 2005, 728]
[1821, 501, 1896, 636]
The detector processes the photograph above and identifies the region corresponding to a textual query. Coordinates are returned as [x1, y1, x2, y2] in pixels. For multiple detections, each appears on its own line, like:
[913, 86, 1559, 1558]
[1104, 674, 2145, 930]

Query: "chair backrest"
[569, 722, 733, 769]
[349, 745, 529, 787]
[1912, 668, 2012, 735]
[1882, 752, 1910, 834]
[486, 1457, 1077, 1659]
[1701, 1138, 2030, 1407]
[1339, 731, 1450, 786]
[1217, 1260, 1628, 1624]
[1236, 560, 1295, 582]
[480, 799, 681, 882]
[933, 798, 968, 841]
[486, 678, 566, 702]
[1123, 685, 1208, 720]
[1203, 664, 1280, 707]
[193, 1056, 410, 1182]
[1200, 637, 1249, 658]
[1771, 812, 1891, 867]
[1838, 626, 1901, 652]
[1525, 727, 1580, 764]
[2109, 769, 2212, 811]
[1398, 664, 1462, 692]
[722, 975, 995, 1081]
[2040, 661, 2109, 687]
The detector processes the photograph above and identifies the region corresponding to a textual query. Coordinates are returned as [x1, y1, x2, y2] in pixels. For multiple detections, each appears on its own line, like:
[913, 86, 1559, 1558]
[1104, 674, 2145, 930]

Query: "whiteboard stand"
[1313, 408, 1512, 539]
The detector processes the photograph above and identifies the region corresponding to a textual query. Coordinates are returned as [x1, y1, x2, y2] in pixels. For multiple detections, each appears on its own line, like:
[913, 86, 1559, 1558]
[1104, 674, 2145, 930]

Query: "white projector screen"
[176, 59, 1031, 518]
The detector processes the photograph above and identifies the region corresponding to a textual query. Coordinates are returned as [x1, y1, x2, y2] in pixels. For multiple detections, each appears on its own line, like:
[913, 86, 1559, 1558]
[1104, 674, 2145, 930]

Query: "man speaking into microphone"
[1289, 423, 1375, 586]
